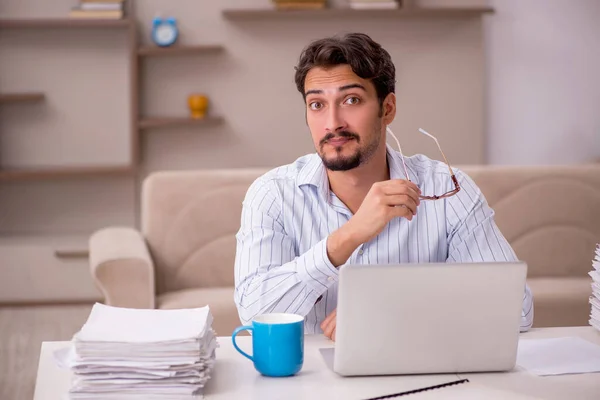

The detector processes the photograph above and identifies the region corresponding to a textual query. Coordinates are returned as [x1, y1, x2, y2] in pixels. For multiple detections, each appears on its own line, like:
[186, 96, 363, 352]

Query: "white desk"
[34, 327, 600, 399]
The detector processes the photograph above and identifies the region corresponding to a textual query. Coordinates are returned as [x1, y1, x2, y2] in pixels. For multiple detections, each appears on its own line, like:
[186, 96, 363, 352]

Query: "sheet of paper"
[517, 337, 600, 376]
[319, 347, 335, 371]
[591, 244, 600, 330]
[75, 303, 212, 343]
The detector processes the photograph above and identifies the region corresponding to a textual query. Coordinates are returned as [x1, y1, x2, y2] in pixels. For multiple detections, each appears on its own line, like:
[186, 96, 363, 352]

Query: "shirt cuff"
[296, 237, 339, 294]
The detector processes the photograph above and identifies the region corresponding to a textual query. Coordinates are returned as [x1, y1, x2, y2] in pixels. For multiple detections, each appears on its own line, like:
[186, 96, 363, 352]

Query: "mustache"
[320, 131, 360, 146]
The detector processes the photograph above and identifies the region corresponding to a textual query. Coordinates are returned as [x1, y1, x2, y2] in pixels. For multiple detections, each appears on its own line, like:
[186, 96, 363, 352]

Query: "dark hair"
[294, 33, 396, 107]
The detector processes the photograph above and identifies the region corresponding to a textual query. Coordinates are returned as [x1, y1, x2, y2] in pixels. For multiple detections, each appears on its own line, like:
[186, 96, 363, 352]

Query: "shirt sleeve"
[234, 179, 338, 326]
[445, 170, 534, 332]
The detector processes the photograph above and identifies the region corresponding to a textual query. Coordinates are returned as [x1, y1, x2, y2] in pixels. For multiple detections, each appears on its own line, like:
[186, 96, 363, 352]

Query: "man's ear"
[381, 92, 396, 125]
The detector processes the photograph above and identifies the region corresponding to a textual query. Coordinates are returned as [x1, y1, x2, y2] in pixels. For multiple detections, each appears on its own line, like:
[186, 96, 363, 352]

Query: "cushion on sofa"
[527, 277, 592, 327]
[157, 287, 239, 336]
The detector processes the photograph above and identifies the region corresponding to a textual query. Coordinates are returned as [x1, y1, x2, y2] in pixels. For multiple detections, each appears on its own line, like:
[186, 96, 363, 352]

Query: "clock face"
[155, 24, 176, 45]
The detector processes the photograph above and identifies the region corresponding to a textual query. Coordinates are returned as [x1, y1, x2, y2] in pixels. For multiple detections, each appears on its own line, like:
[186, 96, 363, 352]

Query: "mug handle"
[232, 325, 254, 362]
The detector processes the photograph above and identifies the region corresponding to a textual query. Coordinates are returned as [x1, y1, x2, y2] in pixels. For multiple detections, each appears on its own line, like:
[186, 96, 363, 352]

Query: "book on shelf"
[347, 0, 403, 2]
[80, 3, 122, 11]
[348, 0, 399, 10]
[272, 0, 326, 10]
[69, 0, 124, 19]
[68, 9, 123, 19]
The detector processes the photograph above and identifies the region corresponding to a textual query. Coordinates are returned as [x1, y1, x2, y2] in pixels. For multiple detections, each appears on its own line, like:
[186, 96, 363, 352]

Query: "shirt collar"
[297, 154, 330, 198]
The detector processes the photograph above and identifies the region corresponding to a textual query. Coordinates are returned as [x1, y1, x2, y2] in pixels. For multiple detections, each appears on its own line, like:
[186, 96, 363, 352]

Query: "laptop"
[333, 262, 527, 376]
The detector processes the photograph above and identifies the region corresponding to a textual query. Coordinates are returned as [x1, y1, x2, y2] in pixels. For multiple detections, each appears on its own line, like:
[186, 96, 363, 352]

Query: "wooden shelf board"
[222, 7, 494, 19]
[139, 116, 224, 130]
[0, 18, 133, 29]
[54, 250, 90, 259]
[0, 92, 45, 104]
[138, 45, 224, 57]
[0, 166, 135, 182]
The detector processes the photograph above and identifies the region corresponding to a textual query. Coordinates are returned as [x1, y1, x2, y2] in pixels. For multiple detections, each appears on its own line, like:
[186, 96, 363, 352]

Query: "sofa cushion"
[527, 277, 592, 328]
[157, 287, 239, 336]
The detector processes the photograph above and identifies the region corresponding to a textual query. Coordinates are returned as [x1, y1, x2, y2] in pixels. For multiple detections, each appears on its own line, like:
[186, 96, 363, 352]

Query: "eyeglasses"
[386, 127, 460, 201]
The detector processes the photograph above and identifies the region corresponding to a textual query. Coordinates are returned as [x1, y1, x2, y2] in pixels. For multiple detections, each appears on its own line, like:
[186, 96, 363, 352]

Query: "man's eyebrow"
[339, 83, 366, 92]
[305, 89, 323, 96]
[304, 83, 367, 97]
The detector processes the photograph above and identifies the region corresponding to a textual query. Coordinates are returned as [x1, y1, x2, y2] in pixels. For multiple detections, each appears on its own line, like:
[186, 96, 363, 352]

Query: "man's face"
[304, 64, 385, 171]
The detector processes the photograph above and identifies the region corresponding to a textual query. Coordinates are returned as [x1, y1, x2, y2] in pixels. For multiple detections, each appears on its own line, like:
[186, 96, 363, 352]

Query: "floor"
[0, 304, 93, 400]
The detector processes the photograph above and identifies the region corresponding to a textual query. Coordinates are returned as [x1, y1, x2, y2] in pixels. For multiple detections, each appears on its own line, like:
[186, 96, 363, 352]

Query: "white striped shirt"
[234, 145, 534, 333]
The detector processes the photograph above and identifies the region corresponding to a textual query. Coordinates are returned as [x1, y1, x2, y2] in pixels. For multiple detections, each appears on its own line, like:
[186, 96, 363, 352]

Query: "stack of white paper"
[55, 303, 217, 399]
[590, 243, 600, 332]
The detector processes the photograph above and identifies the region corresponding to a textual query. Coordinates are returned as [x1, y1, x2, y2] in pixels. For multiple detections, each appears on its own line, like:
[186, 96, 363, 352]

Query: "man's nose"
[325, 107, 347, 133]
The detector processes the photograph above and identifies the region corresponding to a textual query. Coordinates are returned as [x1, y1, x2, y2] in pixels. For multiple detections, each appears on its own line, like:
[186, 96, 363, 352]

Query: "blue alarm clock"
[151, 17, 178, 47]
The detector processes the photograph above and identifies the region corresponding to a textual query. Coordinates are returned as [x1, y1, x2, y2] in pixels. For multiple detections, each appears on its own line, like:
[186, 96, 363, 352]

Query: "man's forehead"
[305, 65, 370, 93]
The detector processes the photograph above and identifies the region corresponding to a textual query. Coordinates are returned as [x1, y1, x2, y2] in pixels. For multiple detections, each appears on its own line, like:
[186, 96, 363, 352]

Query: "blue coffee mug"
[232, 313, 304, 377]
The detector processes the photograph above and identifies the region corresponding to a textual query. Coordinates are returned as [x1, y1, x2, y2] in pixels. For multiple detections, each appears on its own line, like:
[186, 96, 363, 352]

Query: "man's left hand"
[321, 308, 337, 341]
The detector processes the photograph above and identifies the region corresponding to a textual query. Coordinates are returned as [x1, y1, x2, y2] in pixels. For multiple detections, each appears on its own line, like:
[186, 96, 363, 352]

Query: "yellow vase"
[188, 94, 209, 119]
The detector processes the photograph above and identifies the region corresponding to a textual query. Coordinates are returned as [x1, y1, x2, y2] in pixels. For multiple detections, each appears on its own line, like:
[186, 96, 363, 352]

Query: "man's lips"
[326, 137, 353, 146]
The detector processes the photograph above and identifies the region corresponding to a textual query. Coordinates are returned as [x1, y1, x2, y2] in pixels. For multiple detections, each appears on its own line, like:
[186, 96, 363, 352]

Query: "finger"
[320, 318, 329, 332]
[320, 314, 331, 332]
[320, 309, 335, 331]
[322, 310, 337, 338]
[327, 308, 337, 321]
[324, 317, 336, 340]
[382, 182, 421, 206]
[323, 318, 335, 339]
[383, 179, 422, 196]
[332, 327, 336, 342]
[406, 186, 422, 207]
[390, 203, 414, 221]
[384, 194, 418, 215]
[323, 309, 336, 333]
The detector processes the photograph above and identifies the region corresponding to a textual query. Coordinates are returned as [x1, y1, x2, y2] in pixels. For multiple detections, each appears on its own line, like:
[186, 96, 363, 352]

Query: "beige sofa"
[89, 165, 600, 335]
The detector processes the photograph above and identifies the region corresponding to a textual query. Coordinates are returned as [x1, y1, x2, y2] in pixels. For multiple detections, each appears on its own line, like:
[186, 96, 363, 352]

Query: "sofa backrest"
[461, 165, 600, 278]
[142, 165, 600, 294]
[142, 169, 268, 294]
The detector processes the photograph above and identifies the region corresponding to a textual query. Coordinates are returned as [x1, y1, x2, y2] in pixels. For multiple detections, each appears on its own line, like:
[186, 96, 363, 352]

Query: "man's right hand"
[348, 179, 421, 244]
[326, 179, 420, 267]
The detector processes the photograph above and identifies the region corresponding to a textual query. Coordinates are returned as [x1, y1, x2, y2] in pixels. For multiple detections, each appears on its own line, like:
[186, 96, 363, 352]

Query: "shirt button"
[327, 276, 334, 282]
[359, 249, 364, 255]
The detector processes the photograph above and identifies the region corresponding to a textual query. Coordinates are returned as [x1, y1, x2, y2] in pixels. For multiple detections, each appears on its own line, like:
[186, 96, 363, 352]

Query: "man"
[234, 33, 533, 340]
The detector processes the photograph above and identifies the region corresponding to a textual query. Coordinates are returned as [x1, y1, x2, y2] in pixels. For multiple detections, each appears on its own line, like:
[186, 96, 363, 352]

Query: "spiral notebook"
[361, 379, 541, 399]
[319, 348, 540, 399]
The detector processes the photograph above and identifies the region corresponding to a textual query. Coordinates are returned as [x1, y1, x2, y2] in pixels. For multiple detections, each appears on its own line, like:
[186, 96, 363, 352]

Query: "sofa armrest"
[89, 227, 155, 309]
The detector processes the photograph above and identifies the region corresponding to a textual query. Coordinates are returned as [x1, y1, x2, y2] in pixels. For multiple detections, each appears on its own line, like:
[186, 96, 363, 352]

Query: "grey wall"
[485, 0, 600, 165]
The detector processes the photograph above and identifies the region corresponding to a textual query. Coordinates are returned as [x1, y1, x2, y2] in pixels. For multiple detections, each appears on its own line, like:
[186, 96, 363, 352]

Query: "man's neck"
[327, 145, 389, 214]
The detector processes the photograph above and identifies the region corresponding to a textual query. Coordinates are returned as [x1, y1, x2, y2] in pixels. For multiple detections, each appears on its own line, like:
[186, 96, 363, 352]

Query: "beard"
[318, 128, 381, 172]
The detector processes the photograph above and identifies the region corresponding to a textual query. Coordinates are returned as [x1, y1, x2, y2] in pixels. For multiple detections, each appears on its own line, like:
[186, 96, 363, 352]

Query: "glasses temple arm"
[418, 128, 455, 178]
[386, 126, 412, 181]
